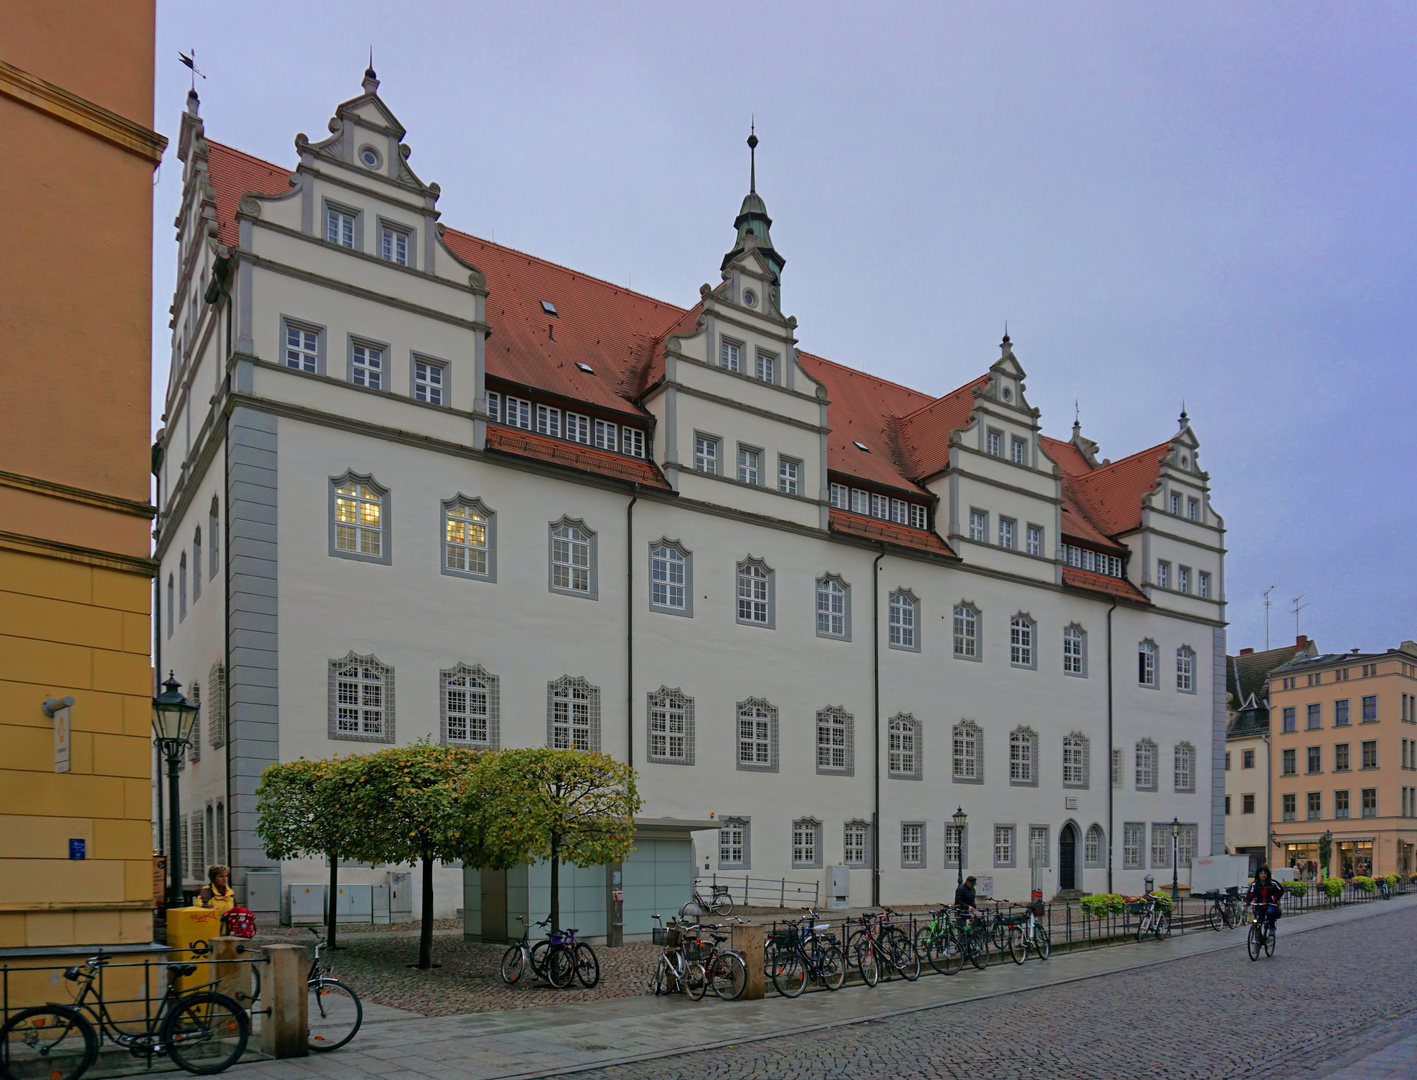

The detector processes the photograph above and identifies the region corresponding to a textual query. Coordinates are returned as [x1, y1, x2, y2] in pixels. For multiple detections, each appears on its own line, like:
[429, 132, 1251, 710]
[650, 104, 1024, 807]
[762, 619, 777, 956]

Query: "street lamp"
[1170, 817, 1181, 901]
[152, 672, 200, 911]
[952, 806, 968, 889]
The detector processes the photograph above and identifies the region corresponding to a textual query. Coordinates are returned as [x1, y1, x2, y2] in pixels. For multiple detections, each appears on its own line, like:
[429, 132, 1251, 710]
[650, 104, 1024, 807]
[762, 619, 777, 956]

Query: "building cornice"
[0, 60, 166, 164]
[666, 378, 826, 435]
[0, 469, 154, 519]
[0, 529, 157, 577]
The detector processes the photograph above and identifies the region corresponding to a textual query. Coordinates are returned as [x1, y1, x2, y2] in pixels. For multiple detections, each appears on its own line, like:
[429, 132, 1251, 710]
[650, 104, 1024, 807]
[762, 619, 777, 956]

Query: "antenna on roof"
[178, 50, 205, 93]
[747, 117, 758, 194]
[1291, 593, 1309, 637]
[1263, 585, 1276, 649]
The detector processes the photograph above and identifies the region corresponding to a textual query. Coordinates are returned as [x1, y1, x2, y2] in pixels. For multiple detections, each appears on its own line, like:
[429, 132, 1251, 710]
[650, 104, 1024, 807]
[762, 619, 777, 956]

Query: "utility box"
[289, 884, 324, 924]
[336, 883, 372, 922]
[166, 907, 223, 992]
[244, 869, 281, 924]
[372, 884, 391, 924]
[828, 866, 850, 909]
[389, 872, 412, 923]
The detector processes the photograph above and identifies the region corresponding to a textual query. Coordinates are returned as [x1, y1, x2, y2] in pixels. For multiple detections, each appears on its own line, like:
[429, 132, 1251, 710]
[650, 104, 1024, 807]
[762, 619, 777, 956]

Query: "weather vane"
[178, 49, 206, 92]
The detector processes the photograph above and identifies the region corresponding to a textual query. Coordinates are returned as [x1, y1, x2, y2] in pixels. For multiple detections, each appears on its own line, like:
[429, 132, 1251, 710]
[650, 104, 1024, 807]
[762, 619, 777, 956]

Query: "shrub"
[1383, 873, 1400, 887]
[1280, 879, 1308, 897]
[1079, 893, 1125, 919]
[1150, 891, 1173, 913]
[1353, 875, 1376, 893]
[1321, 877, 1344, 898]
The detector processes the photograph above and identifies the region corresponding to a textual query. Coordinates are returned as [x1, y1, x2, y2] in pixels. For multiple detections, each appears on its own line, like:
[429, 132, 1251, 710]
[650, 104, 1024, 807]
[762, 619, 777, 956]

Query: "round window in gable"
[742, 289, 757, 308]
[1002, 387, 1013, 402]
[359, 145, 382, 170]
[1181, 454, 1189, 467]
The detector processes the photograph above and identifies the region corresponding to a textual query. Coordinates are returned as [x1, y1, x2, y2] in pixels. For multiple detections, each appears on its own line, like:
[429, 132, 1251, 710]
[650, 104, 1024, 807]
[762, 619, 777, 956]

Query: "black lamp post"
[1170, 817, 1181, 901]
[152, 672, 200, 910]
[952, 806, 968, 889]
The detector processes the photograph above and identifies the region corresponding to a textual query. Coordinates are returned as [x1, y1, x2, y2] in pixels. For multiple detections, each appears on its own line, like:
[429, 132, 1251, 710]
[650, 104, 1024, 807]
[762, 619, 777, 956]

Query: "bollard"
[211, 937, 248, 1008]
[731, 923, 764, 1001]
[260, 944, 309, 1058]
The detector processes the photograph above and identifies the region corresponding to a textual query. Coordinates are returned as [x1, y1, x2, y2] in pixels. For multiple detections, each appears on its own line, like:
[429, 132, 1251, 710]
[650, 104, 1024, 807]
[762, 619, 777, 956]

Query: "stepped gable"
[1070, 439, 1171, 537]
[893, 375, 991, 480]
[207, 141, 294, 246]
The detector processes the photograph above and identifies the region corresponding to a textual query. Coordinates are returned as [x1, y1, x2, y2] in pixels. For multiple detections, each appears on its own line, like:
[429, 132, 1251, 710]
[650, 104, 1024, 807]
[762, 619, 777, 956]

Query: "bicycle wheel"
[771, 951, 807, 998]
[1247, 924, 1261, 961]
[307, 978, 362, 1052]
[1008, 927, 1028, 965]
[1135, 915, 1148, 943]
[969, 927, 990, 970]
[1207, 904, 1223, 932]
[652, 956, 674, 995]
[546, 945, 576, 989]
[937, 930, 966, 975]
[1264, 924, 1276, 957]
[1032, 926, 1051, 961]
[851, 935, 879, 988]
[992, 920, 1010, 953]
[1153, 912, 1172, 940]
[686, 962, 709, 1001]
[500, 945, 525, 986]
[530, 940, 551, 980]
[0, 1005, 98, 1080]
[162, 991, 250, 1075]
[573, 942, 600, 989]
[711, 951, 748, 1000]
[713, 894, 734, 917]
[818, 942, 846, 991]
[882, 927, 920, 981]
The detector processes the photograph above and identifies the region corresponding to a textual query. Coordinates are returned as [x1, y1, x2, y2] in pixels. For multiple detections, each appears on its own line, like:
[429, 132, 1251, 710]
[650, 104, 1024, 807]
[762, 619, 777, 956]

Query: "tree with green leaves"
[340, 741, 484, 969]
[255, 756, 362, 950]
[462, 748, 640, 932]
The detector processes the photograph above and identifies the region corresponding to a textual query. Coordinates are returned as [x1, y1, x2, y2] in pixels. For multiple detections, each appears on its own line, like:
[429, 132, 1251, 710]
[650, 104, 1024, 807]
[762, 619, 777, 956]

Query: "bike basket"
[651, 927, 667, 945]
[1028, 900, 1045, 916]
[684, 939, 712, 962]
[768, 928, 796, 951]
[1126, 901, 1149, 917]
[225, 907, 257, 939]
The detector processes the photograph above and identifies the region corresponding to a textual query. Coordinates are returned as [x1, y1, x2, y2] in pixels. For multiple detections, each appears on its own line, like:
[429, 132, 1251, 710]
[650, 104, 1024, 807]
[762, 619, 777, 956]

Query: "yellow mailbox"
[165, 906, 223, 992]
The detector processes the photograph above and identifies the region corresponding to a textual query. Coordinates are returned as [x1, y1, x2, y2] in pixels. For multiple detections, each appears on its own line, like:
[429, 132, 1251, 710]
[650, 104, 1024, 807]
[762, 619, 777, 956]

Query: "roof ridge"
[896, 373, 989, 424]
[207, 139, 292, 171]
[796, 351, 936, 405]
[1076, 438, 1172, 479]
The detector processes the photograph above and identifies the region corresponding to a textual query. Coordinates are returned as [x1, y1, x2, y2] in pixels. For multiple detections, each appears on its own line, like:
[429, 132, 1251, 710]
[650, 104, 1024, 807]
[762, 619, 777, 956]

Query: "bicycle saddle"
[564, 928, 578, 935]
[712, 934, 727, 943]
[168, 963, 198, 978]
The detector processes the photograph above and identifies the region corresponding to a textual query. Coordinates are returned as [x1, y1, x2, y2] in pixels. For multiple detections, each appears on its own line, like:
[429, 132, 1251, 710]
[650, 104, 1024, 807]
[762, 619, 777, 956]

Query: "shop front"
[1336, 839, 1373, 878]
[1282, 842, 1320, 881]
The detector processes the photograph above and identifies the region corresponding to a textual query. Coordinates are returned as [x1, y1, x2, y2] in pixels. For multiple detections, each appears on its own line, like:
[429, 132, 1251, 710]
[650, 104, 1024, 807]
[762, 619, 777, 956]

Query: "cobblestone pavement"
[596, 904, 1417, 1080]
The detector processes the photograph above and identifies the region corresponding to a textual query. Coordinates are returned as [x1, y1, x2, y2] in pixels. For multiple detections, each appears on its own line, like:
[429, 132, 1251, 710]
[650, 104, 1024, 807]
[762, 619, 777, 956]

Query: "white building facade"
[154, 72, 1228, 930]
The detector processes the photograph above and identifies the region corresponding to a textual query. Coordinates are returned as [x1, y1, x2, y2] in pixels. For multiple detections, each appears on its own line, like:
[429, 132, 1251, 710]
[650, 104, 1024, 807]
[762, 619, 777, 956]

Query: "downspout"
[152, 445, 164, 862]
[871, 544, 886, 907]
[1106, 597, 1118, 894]
[626, 485, 639, 769]
[223, 414, 233, 888]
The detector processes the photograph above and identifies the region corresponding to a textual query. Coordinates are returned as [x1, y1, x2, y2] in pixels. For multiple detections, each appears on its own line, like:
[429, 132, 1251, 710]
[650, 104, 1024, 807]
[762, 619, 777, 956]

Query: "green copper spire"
[722, 122, 785, 289]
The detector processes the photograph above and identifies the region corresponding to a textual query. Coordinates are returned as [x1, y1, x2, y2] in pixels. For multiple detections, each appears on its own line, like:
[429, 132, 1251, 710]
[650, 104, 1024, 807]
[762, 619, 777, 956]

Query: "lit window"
[536, 405, 562, 438]
[778, 457, 800, 495]
[889, 592, 917, 650]
[325, 206, 355, 248]
[380, 224, 409, 265]
[737, 561, 771, 626]
[351, 342, 383, 389]
[738, 447, 761, 485]
[694, 434, 720, 474]
[285, 323, 319, 372]
[650, 544, 687, 610]
[414, 359, 445, 405]
[333, 476, 384, 558]
[816, 577, 848, 638]
[756, 352, 776, 382]
[720, 339, 741, 372]
[550, 521, 593, 594]
[953, 604, 978, 659]
[594, 419, 618, 450]
[443, 498, 492, 577]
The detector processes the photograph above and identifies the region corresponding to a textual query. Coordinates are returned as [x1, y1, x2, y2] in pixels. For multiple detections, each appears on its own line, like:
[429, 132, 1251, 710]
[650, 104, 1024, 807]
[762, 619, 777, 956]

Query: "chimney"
[1295, 635, 1309, 653]
[1240, 648, 1255, 656]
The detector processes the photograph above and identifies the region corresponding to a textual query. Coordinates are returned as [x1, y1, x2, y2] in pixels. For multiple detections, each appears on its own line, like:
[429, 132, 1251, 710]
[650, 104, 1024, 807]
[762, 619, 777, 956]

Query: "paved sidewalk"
[230, 895, 1416, 1080]
[1317, 1027, 1417, 1080]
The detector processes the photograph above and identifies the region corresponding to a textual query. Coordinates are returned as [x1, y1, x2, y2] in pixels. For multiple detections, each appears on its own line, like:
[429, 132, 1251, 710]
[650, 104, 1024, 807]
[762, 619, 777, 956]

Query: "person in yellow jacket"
[198, 864, 235, 919]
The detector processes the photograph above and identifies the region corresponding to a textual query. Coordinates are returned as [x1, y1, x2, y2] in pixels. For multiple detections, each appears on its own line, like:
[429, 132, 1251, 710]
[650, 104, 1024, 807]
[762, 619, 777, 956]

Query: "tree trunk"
[549, 836, 560, 933]
[418, 850, 436, 969]
[327, 853, 339, 950]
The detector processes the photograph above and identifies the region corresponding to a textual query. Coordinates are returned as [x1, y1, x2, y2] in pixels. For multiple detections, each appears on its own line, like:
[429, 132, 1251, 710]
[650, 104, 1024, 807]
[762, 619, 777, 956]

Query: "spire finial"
[747, 117, 758, 194]
[1002, 320, 1010, 346]
[366, 46, 376, 79]
[1074, 398, 1081, 429]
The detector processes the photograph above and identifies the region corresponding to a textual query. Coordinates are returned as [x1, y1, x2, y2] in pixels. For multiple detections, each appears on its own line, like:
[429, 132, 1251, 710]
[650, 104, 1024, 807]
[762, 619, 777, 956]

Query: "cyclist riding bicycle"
[1246, 865, 1283, 931]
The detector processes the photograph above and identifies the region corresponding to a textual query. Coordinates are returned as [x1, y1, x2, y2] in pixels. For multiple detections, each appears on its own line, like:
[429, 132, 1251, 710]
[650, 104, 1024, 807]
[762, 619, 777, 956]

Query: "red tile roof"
[894, 375, 990, 479]
[828, 510, 957, 558]
[207, 141, 292, 247]
[1070, 440, 1171, 536]
[486, 427, 669, 488]
[1061, 567, 1149, 604]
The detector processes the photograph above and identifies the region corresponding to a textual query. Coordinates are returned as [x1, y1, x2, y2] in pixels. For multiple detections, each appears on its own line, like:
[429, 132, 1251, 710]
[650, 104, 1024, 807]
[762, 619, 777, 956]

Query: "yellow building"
[0, 0, 166, 974]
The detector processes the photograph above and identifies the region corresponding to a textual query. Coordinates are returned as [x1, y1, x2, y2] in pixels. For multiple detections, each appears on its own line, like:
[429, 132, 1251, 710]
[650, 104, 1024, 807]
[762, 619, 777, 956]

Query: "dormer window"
[575, 362, 595, 374]
[541, 301, 559, 317]
[853, 441, 870, 452]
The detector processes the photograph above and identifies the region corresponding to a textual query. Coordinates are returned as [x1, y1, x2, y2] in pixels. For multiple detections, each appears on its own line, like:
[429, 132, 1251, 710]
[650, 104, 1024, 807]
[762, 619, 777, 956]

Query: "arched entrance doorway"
[1059, 823, 1078, 891]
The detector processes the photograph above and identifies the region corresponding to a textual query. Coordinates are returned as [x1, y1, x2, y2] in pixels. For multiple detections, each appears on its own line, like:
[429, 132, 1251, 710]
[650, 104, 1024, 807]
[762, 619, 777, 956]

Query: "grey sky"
[151, 1, 1417, 654]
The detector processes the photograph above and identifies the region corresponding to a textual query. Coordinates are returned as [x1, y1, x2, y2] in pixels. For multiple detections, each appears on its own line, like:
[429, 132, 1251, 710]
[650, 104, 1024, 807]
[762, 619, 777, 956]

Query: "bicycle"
[1130, 893, 1172, 941]
[1246, 904, 1277, 960]
[913, 906, 965, 976]
[846, 908, 919, 985]
[956, 909, 991, 970]
[1204, 887, 1243, 931]
[682, 923, 748, 1002]
[500, 916, 576, 989]
[648, 916, 694, 995]
[304, 928, 363, 1052]
[1007, 903, 1051, 964]
[679, 880, 734, 919]
[0, 954, 248, 1079]
[767, 917, 845, 998]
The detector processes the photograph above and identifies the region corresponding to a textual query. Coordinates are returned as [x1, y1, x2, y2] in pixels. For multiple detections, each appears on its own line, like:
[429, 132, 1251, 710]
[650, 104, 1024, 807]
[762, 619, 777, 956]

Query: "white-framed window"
[1113, 747, 1123, 788]
[890, 499, 908, 524]
[566, 413, 590, 444]
[844, 821, 871, 867]
[413, 358, 445, 405]
[331, 473, 387, 561]
[851, 489, 869, 515]
[380, 223, 409, 265]
[209, 497, 219, 579]
[1156, 560, 1170, 589]
[505, 396, 531, 429]
[1177, 566, 1191, 594]
[986, 429, 1002, 456]
[1010, 726, 1038, 785]
[792, 818, 821, 868]
[756, 351, 776, 383]
[351, 341, 384, 389]
[1028, 826, 1049, 868]
[889, 590, 918, 650]
[1063, 624, 1086, 676]
[178, 552, 187, 620]
[207, 661, 226, 749]
[1123, 822, 1145, 869]
[901, 823, 924, 868]
[1136, 738, 1158, 791]
[650, 541, 690, 614]
[778, 457, 800, 495]
[1010, 436, 1027, 465]
[871, 493, 889, 520]
[1138, 640, 1157, 686]
[736, 559, 773, 627]
[550, 518, 595, 597]
[953, 720, 982, 782]
[910, 504, 928, 529]
[719, 818, 748, 869]
[888, 714, 922, 780]
[1174, 741, 1196, 793]
[548, 675, 598, 751]
[594, 419, 618, 450]
[622, 428, 645, 458]
[1026, 524, 1042, 556]
[1085, 825, 1103, 867]
[166, 574, 173, 636]
[443, 496, 494, 579]
[647, 686, 693, 764]
[1063, 732, 1088, 787]
[969, 509, 987, 542]
[994, 825, 1014, 867]
[999, 517, 1016, 549]
[1187, 496, 1200, 521]
[536, 404, 562, 438]
[738, 446, 761, 485]
[944, 823, 965, 869]
[953, 603, 979, 659]
[442, 663, 497, 747]
[486, 390, 502, 422]
[1170, 491, 1182, 515]
[815, 575, 849, 639]
[1009, 614, 1035, 668]
[1062, 545, 1124, 578]
[330, 651, 393, 742]
[1198, 571, 1212, 599]
[1151, 824, 1174, 870]
[829, 482, 848, 509]
[694, 433, 720, 474]
[720, 338, 742, 372]
[325, 205, 356, 248]
[816, 705, 853, 774]
[736, 698, 777, 771]
[1176, 646, 1195, 692]
[284, 322, 320, 372]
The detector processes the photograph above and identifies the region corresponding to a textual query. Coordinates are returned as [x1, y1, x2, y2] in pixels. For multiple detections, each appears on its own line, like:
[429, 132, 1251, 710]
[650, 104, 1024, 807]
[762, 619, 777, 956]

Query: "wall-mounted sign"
[69, 838, 85, 860]
[1065, 796, 1078, 810]
[54, 706, 71, 773]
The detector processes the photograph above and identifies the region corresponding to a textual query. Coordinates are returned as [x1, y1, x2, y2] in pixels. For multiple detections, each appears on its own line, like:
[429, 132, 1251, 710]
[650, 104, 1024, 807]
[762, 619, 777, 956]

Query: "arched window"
[719, 818, 749, 869]
[549, 518, 596, 596]
[1010, 726, 1038, 785]
[547, 675, 599, 751]
[647, 686, 693, 764]
[816, 706, 853, 775]
[889, 590, 919, 651]
[1062, 732, 1089, 788]
[1063, 624, 1086, 676]
[1138, 640, 1158, 687]
[192, 528, 202, 602]
[1176, 646, 1195, 693]
[208, 496, 220, 579]
[953, 603, 980, 659]
[737, 698, 778, 771]
[736, 558, 773, 627]
[792, 818, 822, 868]
[1174, 741, 1196, 793]
[329, 652, 394, 742]
[815, 575, 850, 639]
[888, 714, 922, 780]
[953, 720, 982, 782]
[178, 552, 187, 621]
[650, 541, 691, 614]
[1085, 824, 1104, 867]
[1136, 738, 1158, 791]
[331, 471, 389, 562]
[1010, 613, 1035, 668]
[442, 663, 499, 747]
[444, 496, 495, 580]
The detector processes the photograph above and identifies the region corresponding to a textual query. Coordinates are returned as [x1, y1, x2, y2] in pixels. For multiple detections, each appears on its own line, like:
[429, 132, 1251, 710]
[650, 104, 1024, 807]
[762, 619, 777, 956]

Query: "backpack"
[224, 906, 257, 939]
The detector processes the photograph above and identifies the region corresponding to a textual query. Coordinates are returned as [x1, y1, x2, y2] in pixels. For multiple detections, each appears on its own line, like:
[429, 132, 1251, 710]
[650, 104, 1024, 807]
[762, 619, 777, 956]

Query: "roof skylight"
[575, 362, 595, 374]
[541, 300, 559, 317]
[853, 441, 870, 452]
